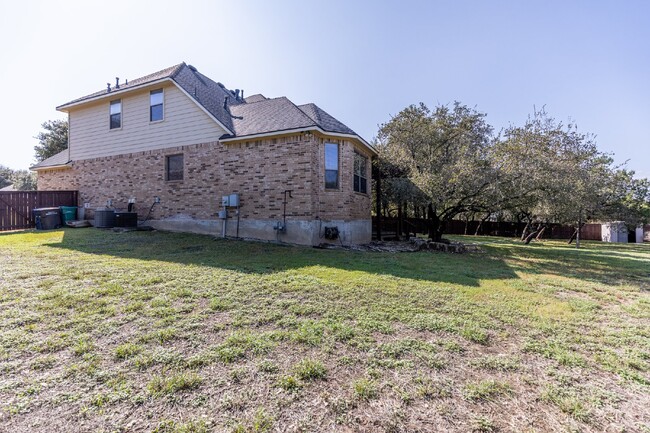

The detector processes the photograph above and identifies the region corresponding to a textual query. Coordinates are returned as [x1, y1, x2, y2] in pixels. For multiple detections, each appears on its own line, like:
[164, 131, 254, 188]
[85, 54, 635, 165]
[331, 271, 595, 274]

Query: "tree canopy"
[34, 119, 68, 162]
[375, 104, 650, 244]
[377, 102, 497, 241]
[0, 165, 37, 190]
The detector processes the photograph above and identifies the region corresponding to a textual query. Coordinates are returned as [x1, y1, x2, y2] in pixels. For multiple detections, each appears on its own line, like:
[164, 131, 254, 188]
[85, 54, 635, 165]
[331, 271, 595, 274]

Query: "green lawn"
[0, 229, 648, 432]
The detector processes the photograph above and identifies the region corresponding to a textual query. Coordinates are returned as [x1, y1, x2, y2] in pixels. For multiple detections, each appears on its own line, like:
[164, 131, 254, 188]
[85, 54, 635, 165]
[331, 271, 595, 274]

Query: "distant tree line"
[374, 103, 650, 246]
[0, 165, 37, 191]
[0, 119, 69, 191]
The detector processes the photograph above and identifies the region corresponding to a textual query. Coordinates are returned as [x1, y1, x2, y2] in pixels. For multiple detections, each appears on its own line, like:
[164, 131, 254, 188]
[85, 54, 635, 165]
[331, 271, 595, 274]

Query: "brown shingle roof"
[55, 63, 369, 147]
[228, 97, 315, 137]
[30, 149, 70, 170]
[57, 63, 185, 109]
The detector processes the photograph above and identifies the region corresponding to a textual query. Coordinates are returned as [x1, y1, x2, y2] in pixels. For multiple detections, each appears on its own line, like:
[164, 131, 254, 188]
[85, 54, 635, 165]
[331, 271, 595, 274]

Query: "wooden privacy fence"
[0, 191, 78, 231]
[373, 217, 603, 241]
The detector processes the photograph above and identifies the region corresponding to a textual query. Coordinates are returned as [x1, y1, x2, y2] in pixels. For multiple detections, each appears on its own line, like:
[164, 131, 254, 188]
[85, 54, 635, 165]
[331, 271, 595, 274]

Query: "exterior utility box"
[114, 212, 138, 228]
[94, 208, 116, 228]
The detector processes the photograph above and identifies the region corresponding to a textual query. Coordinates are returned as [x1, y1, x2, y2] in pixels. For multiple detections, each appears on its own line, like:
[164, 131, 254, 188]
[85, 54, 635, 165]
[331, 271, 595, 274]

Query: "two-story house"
[31, 63, 376, 245]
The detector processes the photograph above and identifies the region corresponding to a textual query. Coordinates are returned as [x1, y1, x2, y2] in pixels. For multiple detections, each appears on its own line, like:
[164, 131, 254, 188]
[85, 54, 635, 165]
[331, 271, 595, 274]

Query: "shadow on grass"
[40, 229, 519, 287]
[38, 229, 649, 289]
[453, 235, 650, 289]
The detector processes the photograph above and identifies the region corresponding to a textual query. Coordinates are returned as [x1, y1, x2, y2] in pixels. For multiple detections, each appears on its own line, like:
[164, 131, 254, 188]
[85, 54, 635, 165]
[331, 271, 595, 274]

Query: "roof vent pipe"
[115, 77, 120, 89]
[223, 96, 229, 110]
[107, 83, 111, 92]
[241, 89, 244, 100]
[125, 78, 128, 85]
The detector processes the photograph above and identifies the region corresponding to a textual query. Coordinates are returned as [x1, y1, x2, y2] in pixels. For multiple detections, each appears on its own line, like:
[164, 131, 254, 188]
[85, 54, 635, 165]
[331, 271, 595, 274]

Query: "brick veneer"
[37, 133, 372, 243]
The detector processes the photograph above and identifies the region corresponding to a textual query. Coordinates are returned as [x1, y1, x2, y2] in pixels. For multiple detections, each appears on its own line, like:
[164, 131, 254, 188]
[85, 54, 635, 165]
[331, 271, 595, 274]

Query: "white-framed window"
[354, 152, 368, 194]
[324, 143, 339, 189]
[109, 99, 121, 129]
[150, 89, 164, 122]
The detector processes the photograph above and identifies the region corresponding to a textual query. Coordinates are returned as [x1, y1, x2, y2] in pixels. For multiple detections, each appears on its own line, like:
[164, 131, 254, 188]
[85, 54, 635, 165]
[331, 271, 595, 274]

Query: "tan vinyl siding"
[68, 83, 227, 160]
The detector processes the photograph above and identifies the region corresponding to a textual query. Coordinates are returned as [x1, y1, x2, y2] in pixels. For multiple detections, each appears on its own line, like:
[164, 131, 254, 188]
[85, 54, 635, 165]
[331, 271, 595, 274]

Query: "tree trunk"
[524, 224, 542, 244]
[524, 230, 538, 244]
[427, 204, 442, 242]
[576, 214, 582, 249]
[475, 212, 490, 236]
[520, 221, 530, 241]
[535, 226, 546, 240]
[568, 229, 577, 244]
[397, 203, 403, 241]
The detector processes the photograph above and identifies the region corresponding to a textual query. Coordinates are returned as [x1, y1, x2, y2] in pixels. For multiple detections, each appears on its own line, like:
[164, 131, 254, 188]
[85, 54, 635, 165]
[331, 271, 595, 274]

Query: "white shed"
[601, 222, 628, 243]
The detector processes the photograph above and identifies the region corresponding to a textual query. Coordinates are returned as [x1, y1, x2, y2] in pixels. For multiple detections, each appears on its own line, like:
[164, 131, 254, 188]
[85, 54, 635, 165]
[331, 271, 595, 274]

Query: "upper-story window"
[354, 152, 368, 194]
[109, 100, 121, 129]
[150, 89, 164, 122]
[325, 143, 339, 189]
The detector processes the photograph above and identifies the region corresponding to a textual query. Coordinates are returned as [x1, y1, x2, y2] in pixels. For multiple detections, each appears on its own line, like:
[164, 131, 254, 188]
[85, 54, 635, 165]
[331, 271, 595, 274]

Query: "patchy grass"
[0, 229, 648, 431]
[114, 342, 142, 359]
[147, 372, 203, 396]
[463, 379, 512, 401]
[353, 378, 379, 400]
[292, 358, 327, 381]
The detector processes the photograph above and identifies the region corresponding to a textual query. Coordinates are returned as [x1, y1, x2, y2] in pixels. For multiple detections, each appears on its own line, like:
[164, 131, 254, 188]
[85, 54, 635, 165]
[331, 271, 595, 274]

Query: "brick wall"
[313, 134, 373, 221]
[36, 134, 372, 225]
[37, 167, 78, 191]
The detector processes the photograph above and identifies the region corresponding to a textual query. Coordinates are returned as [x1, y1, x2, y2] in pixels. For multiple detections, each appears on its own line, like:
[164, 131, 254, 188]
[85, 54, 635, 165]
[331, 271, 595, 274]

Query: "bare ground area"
[0, 229, 648, 432]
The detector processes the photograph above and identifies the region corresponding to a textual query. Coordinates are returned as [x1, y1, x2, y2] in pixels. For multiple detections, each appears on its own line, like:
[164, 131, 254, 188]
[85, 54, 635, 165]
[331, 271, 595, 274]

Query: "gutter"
[30, 162, 72, 172]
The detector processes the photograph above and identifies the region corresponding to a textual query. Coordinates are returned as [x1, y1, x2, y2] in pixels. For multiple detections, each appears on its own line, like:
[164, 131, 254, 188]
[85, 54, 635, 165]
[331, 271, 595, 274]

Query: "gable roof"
[56, 63, 374, 154]
[30, 149, 71, 170]
[57, 63, 185, 108]
[226, 97, 360, 139]
[229, 97, 315, 137]
[171, 65, 244, 134]
[297, 103, 356, 135]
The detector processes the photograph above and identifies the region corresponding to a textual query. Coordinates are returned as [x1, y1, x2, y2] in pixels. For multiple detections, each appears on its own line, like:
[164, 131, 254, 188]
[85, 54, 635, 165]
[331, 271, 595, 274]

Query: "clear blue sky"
[1, 0, 648, 178]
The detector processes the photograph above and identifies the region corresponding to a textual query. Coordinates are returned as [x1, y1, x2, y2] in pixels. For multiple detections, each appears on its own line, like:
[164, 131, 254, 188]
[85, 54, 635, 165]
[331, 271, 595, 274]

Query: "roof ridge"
[57, 62, 188, 109]
[297, 103, 323, 124]
[169, 62, 187, 79]
[283, 97, 317, 127]
[242, 96, 286, 105]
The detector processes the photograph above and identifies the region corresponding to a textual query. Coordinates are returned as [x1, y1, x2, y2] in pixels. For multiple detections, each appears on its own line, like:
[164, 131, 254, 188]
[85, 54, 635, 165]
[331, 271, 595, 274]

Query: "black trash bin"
[33, 207, 62, 230]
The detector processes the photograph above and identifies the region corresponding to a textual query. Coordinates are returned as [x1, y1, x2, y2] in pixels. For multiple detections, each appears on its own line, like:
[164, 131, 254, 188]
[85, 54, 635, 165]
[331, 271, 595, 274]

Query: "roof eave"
[220, 126, 377, 156]
[30, 162, 72, 172]
[56, 77, 174, 112]
[55, 77, 235, 136]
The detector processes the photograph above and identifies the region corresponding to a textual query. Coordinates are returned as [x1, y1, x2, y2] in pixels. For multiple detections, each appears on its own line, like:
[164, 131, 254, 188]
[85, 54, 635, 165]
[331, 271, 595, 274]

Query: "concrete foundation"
[145, 216, 372, 246]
